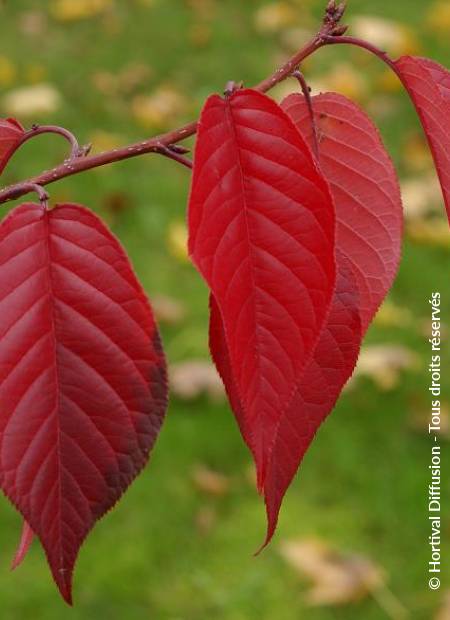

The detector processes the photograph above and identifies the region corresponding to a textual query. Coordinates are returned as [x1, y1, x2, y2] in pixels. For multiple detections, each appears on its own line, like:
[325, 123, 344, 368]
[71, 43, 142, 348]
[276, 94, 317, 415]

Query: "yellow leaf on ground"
[373, 301, 414, 329]
[279, 539, 384, 606]
[409, 403, 450, 440]
[2, 83, 61, 117]
[254, 2, 298, 33]
[192, 465, 230, 496]
[132, 86, 187, 129]
[426, 2, 450, 36]
[401, 132, 433, 172]
[350, 16, 420, 56]
[401, 174, 442, 220]
[50, 0, 112, 22]
[152, 295, 186, 325]
[169, 360, 225, 401]
[435, 591, 450, 620]
[350, 345, 420, 391]
[0, 56, 16, 87]
[407, 219, 450, 250]
[311, 63, 368, 102]
[167, 220, 189, 262]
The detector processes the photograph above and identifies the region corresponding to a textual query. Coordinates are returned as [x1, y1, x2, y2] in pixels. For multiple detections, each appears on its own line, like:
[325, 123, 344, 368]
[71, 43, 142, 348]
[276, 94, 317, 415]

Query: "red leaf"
[209, 252, 361, 547]
[11, 520, 34, 570]
[395, 56, 450, 224]
[0, 203, 167, 604]
[282, 92, 402, 333]
[189, 89, 336, 488]
[261, 252, 361, 546]
[0, 118, 25, 174]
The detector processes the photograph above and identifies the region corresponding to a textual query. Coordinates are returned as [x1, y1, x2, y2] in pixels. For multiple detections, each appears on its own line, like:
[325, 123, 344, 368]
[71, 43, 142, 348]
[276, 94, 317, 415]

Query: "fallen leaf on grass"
[401, 175, 443, 220]
[132, 87, 187, 129]
[0, 56, 16, 87]
[311, 63, 368, 101]
[192, 465, 230, 496]
[349, 345, 420, 391]
[350, 16, 419, 56]
[279, 539, 408, 618]
[170, 361, 225, 401]
[167, 220, 189, 262]
[2, 84, 61, 117]
[254, 2, 298, 33]
[50, 0, 113, 22]
[409, 403, 450, 439]
[279, 539, 384, 606]
[373, 301, 414, 329]
[407, 219, 450, 250]
[401, 132, 433, 173]
[152, 295, 186, 325]
[426, 2, 450, 36]
[435, 591, 450, 620]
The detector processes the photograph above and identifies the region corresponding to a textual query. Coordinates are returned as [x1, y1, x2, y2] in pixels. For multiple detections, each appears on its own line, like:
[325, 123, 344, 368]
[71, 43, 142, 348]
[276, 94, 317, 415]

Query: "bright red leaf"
[261, 252, 361, 545]
[0, 203, 167, 604]
[282, 92, 403, 333]
[0, 118, 25, 174]
[189, 88, 336, 488]
[210, 251, 361, 547]
[395, 56, 450, 224]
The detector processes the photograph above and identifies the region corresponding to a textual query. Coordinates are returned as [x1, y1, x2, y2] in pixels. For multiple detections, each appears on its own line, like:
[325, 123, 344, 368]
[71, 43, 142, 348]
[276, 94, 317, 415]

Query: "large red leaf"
[189, 88, 336, 487]
[0, 203, 167, 604]
[0, 118, 25, 174]
[282, 92, 402, 333]
[395, 56, 450, 224]
[209, 252, 361, 547]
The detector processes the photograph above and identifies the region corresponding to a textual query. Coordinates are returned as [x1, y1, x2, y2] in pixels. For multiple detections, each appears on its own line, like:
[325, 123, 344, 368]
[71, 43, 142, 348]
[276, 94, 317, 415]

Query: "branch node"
[224, 80, 243, 98]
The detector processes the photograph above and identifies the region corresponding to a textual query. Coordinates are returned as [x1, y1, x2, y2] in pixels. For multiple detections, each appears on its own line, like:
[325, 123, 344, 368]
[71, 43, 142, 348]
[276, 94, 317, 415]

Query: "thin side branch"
[21, 125, 87, 159]
[291, 70, 320, 159]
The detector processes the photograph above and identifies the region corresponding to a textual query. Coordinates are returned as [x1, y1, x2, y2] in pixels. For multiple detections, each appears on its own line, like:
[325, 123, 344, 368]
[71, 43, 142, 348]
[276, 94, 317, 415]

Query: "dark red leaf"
[0, 203, 167, 604]
[189, 88, 336, 488]
[282, 92, 402, 333]
[11, 520, 34, 570]
[0, 118, 25, 174]
[395, 56, 450, 224]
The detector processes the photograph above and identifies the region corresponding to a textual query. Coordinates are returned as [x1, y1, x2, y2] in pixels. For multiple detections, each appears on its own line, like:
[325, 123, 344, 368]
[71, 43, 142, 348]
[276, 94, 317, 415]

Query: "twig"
[21, 125, 86, 159]
[291, 70, 320, 159]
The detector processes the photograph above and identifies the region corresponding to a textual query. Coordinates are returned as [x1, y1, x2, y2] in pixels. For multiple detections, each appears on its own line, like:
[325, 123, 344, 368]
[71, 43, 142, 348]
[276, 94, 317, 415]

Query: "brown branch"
[291, 70, 320, 159]
[0, 2, 347, 205]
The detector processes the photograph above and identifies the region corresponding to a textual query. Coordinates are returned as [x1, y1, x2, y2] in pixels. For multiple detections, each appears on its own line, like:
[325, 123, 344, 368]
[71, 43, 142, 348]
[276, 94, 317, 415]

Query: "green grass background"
[0, 1, 449, 618]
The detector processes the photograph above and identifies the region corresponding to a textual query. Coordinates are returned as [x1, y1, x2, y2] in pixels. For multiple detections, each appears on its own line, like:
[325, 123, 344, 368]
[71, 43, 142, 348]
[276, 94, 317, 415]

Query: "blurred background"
[0, 0, 449, 618]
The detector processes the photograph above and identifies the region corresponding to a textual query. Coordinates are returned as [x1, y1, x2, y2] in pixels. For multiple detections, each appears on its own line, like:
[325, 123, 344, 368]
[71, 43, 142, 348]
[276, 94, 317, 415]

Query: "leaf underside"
[0, 203, 168, 604]
[282, 91, 403, 333]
